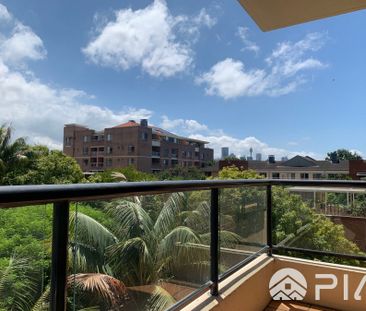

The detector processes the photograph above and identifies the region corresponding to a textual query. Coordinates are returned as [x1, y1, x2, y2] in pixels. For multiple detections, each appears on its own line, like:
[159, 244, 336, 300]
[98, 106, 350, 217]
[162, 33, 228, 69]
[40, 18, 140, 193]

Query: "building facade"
[63, 119, 214, 173]
[248, 155, 349, 180]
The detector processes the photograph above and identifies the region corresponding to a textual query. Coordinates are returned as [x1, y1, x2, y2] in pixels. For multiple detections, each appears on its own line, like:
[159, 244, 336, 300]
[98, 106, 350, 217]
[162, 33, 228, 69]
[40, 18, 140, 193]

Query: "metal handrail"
[1, 179, 366, 310]
[2, 179, 366, 208]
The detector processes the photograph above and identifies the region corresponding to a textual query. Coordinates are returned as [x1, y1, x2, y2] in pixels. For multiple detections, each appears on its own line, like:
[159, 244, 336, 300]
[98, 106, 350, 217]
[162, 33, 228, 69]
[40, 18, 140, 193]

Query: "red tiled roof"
[113, 121, 139, 128]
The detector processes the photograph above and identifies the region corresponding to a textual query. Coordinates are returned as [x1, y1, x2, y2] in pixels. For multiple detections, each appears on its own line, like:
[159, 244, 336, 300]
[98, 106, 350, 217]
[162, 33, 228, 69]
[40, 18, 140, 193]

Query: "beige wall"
[184, 255, 366, 311]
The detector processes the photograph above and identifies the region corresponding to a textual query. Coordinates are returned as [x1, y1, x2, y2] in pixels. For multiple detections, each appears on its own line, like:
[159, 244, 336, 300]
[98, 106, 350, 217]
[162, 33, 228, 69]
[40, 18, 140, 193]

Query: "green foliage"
[215, 166, 262, 180]
[88, 166, 156, 183]
[326, 149, 363, 161]
[24, 150, 84, 184]
[0, 125, 28, 185]
[0, 125, 84, 185]
[156, 166, 205, 180]
[272, 187, 362, 263]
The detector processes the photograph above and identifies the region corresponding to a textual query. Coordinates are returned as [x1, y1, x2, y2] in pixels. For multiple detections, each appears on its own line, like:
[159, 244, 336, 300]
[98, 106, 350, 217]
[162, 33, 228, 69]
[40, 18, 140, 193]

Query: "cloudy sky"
[0, 0, 365, 159]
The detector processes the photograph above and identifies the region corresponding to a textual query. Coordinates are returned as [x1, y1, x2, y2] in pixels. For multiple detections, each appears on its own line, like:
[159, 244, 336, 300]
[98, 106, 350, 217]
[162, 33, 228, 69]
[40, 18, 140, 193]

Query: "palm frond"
[70, 211, 118, 254]
[111, 171, 127, 182]
[107, 237, 154, 285]
[146, 285, 176, 311]
[200, 230, 242, 248]
[0, 257, 40, 311]
[154, 193, 186, 238]
[31, 287, 50, 311]
[158, 226, 201, 269]
[68, 273, 128, 308]
[106, 200, 153, 238]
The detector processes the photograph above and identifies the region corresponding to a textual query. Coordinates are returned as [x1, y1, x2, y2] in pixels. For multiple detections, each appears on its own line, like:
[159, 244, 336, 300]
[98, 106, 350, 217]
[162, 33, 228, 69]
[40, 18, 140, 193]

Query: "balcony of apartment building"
[2, 179, 366, 311]
[152, 135, 161, 147]
[152, 146, 161, 158]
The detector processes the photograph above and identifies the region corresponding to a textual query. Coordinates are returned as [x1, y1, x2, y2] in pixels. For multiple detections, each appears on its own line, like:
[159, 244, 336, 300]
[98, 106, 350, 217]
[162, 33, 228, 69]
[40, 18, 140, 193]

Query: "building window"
[290, 173, 296, 179]
[313, 173, 322, 180]
[83, 135, 89, 142]
[272, 172, 280, 179]
[65, 137, 72, 146]
[141, 132, 148, 141]
[82, 147, 88, 155]
[182, 151, 186, 158]
[171, 148, 178, 157]
[128, 158, 135, 165]
[163, 149, 169, 157]
[259, 172, 267, 178]
[163, 159, 169, 166]
[106, 146, 112, 154]
[106, 158, 112, 167]
[82, 159, 88, 166]
[128, 145, 135, 153]
[300, 173, 309, 179]
[106, 133, 112, 141]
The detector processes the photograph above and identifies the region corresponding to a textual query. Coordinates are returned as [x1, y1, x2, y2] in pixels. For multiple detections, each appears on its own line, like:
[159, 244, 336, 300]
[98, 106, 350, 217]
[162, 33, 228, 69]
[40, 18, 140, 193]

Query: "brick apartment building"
[63, 119, 214, 173]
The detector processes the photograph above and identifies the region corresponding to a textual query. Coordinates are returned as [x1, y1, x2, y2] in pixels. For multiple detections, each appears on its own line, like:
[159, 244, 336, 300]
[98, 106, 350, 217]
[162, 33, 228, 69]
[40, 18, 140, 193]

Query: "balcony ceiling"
[238, 0, 366, 31]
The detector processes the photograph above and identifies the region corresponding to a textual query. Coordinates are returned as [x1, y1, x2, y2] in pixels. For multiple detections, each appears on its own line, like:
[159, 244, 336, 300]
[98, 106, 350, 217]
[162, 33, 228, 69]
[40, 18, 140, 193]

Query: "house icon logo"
[269, 268, 307, 301]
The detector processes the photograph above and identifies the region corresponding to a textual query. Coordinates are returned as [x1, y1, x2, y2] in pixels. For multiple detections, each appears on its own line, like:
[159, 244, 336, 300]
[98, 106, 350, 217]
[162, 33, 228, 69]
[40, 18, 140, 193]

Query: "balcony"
[1, 179, 366, 311]
[152, 140, 161, 147]
[152, 151, 160, 158]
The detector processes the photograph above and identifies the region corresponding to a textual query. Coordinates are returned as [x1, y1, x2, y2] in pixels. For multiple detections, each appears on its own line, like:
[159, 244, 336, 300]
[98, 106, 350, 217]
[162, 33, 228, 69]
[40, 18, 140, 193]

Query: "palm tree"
[0, 256, 41, 311]
[0, 125, 28, 184]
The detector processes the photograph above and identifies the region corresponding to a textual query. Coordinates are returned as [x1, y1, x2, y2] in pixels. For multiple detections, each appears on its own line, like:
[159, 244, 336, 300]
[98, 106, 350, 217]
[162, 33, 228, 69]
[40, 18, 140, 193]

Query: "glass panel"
[219, 186, 267, 274]
[0, 205, 52, 310]
[273, 186, 366, 267]
[70, 190, 210, 310]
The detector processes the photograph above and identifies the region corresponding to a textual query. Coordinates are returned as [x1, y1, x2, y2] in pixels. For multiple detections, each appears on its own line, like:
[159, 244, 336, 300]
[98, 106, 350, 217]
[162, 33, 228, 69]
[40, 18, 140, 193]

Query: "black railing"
[1, 179, 366, 311]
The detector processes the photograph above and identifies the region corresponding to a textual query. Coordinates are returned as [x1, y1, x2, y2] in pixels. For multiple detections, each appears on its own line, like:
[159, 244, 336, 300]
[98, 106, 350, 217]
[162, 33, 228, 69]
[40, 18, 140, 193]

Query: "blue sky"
[0, 0, 365, 159]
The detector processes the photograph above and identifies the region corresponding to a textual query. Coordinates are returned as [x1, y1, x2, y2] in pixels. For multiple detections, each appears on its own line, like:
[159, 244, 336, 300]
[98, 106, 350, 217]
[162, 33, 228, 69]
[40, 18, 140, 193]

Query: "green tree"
[326, 149, 362, 162]
[25, 150, 84, 184]
[156, 166, 205, 180]
[88, 166, 155, 183]
[0, 125, 28, 185]
[215, 166, 262, 180]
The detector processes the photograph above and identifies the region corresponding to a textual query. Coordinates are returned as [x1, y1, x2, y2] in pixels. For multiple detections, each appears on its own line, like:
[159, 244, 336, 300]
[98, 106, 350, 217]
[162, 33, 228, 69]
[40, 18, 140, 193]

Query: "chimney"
[268, 155, 275, 164]
[129, 120, 136, 123]
[140, 119, 148, 127]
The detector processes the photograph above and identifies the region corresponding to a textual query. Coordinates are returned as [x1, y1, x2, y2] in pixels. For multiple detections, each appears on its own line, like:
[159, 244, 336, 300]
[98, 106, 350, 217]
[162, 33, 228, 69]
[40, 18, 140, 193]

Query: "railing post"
[266, 185, 273, 256]
[210, 188, 219, 296]
[50, 201, 70, 311]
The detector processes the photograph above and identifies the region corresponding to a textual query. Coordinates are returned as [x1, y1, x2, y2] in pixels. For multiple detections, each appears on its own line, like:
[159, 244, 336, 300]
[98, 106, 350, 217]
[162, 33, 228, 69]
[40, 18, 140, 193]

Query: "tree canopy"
[326, 149, 362, 162]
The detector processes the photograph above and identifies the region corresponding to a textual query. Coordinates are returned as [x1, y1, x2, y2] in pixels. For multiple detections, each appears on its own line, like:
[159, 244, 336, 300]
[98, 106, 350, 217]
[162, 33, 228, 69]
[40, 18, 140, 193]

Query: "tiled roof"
[113, 121, 140, 128]
[112, 121, 210, 144]
[248, 156, 349, 172]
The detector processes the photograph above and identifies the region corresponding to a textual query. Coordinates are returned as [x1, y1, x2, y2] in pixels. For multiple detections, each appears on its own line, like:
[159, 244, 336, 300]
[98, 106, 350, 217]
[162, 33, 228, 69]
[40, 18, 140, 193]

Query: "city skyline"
[0, 0, 365, 159]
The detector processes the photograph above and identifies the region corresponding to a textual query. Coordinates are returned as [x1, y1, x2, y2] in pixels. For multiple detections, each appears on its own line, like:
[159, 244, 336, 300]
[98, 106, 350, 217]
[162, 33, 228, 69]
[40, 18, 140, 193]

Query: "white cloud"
[0, 63, 152, 149]
[0, 6, 46, 66]
[0, 4, 11, 22]
[161, 115, 208, 134]
[160, 116, 318, 159]
[83, 0, 215, 77]
[236, 26, 260, 54]
[197, 33, 327, 99]
[0, 24, 46, 65]
[196, 58, 267, 99]
[193, 8, 217, 28]
[0, 4, 151, 149]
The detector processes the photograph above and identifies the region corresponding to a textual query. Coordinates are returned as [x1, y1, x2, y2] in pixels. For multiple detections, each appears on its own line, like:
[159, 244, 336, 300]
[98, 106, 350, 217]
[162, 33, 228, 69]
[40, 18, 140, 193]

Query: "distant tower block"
[250, 147, 253, 158]
[256, 153, 262, 161]
[221, 147, 229, 159]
